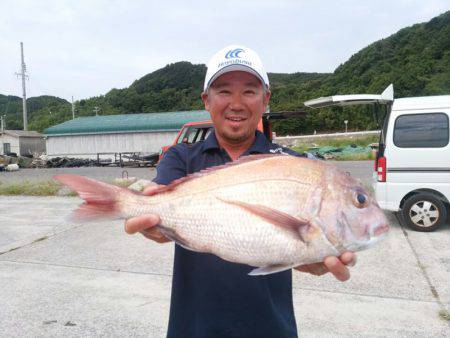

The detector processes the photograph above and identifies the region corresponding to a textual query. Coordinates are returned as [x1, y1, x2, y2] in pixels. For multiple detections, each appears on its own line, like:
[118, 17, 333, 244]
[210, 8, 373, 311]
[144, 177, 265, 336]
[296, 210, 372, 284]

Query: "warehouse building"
[0, 129, 46, 156]
[43, 110, 210, 159]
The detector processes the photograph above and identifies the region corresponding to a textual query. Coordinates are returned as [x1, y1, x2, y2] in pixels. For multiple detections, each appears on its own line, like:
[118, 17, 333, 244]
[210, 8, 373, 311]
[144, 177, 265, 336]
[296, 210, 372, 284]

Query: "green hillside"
[1, 11, 449, 135]
[328, 11, 450, 96]
[0, 94, 70, 130]
[297, 10, 450, 135]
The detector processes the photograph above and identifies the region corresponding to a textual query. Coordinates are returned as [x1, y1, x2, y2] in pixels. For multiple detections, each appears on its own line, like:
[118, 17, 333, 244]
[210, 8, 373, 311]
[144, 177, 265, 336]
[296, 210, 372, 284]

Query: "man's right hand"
[124, 183, 171, 243]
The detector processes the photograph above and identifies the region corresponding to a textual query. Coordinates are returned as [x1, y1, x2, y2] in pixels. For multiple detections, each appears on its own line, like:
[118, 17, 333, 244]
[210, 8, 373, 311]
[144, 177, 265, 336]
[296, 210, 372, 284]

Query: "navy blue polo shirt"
[154, 130, 301, 338]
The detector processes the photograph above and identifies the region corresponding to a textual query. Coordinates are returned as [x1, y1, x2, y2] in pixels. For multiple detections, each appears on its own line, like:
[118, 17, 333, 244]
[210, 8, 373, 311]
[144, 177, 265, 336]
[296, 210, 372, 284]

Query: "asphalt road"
[0, 166, 157, 184]
[0, 162, 449, 337]
[0, 160, 374, 185]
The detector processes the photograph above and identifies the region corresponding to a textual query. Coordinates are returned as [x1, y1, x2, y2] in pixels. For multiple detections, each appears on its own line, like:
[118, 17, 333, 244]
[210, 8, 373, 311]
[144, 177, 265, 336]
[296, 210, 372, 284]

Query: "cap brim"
[204, 64, 267, 91]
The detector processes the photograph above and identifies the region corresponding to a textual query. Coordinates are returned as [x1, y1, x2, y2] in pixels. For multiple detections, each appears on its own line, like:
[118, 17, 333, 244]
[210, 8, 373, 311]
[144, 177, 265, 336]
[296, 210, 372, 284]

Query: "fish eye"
[353, 192, 368, 208]
[357, 194, 366, 204]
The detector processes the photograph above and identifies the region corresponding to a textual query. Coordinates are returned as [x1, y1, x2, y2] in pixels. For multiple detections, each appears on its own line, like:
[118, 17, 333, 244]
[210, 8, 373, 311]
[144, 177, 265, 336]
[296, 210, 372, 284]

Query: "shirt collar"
[203, 130, 271, 154]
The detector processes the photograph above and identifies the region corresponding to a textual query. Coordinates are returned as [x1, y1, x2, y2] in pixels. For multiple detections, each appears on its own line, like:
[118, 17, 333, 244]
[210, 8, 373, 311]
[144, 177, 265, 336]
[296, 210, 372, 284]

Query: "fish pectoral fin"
[217, 198, 310, 243]
[249, 264, 295, 276]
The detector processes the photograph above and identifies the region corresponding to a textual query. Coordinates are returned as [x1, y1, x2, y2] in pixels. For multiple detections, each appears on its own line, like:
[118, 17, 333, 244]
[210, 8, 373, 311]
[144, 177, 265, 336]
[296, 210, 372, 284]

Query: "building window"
[3, 143, 10, 154]
[393, 113, 449, 148]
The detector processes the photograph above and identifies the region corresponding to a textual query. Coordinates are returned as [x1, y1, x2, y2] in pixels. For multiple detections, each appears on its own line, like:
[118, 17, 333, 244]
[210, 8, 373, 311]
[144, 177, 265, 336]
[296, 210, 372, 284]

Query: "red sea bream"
[54, 155, 389, 275]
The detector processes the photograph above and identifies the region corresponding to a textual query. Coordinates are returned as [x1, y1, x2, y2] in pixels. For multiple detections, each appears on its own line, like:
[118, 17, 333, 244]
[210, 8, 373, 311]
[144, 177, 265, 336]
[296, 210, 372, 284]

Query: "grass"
[0, 180, 62, 196]
[333, 152, 375, 161]
[291, 134, 379, 151]
[318, 135, 379, 147]
[290, 135, 379, 161]
[0, 178, 132, 196]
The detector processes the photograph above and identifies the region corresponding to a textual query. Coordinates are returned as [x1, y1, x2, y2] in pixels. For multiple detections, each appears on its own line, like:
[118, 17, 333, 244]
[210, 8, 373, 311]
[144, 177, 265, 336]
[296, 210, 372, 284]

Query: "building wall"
[45, 131, 178, 158]
[0, 134, 20, 155]
[19, 137, 46, 156]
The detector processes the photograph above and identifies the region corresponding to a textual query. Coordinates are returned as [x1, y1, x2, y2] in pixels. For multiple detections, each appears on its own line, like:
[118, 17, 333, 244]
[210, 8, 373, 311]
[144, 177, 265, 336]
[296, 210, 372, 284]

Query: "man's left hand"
[294, 251, 356, 282]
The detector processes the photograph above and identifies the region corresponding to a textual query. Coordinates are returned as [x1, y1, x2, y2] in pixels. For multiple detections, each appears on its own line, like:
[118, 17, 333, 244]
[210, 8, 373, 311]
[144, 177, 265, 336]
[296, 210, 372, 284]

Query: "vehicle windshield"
[177, 127, 190, 144]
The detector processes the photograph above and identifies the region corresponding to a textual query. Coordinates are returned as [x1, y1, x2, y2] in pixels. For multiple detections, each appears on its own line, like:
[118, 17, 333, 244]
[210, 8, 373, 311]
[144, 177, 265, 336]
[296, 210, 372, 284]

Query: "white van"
[304, 85, 450, 232]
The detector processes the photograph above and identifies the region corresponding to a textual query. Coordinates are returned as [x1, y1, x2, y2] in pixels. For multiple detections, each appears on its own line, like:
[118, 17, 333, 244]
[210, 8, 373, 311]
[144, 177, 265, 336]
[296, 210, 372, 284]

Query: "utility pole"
[71, 96, 75, 119]
[15, 42, 29, 131]
[0, 115, 5, 132]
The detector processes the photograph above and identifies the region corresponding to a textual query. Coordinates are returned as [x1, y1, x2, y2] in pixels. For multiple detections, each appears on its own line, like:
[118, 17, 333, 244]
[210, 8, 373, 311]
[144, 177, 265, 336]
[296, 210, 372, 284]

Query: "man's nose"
[229, 93, 244, 111]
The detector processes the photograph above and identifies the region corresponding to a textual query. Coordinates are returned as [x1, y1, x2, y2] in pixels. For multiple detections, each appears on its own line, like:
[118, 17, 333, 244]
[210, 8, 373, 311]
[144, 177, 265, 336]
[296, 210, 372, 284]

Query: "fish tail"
[54, 174, 138, 222]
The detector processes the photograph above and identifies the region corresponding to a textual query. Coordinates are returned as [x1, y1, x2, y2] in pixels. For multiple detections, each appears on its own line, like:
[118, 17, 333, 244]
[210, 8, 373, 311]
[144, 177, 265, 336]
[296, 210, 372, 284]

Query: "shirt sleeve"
[281, 146, 305, 157]
[153, 145, 188, 185]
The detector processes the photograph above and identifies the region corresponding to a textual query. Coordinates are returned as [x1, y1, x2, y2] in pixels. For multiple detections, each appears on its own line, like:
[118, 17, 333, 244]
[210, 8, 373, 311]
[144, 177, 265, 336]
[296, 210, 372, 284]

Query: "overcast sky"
[0, 0, 448, 102]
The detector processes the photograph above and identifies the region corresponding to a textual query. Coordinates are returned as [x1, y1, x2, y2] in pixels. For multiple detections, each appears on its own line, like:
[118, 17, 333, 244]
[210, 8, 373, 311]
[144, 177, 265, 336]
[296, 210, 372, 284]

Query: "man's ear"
[201, 91, 210, 110]
[264, 89, 271, 106]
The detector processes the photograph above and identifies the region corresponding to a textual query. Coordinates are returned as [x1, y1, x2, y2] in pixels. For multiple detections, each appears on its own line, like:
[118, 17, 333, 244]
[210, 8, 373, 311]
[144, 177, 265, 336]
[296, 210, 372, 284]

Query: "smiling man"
[125, 45, 356, 338]
[201, 71, 269, 160]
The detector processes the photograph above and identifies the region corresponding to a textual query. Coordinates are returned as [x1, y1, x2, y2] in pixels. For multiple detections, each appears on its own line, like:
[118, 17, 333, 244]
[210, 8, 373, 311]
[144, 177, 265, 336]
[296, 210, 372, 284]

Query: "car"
[305, 85, 450, 232]
[158, 120, 266, 161]
[158, 120, 213, 161]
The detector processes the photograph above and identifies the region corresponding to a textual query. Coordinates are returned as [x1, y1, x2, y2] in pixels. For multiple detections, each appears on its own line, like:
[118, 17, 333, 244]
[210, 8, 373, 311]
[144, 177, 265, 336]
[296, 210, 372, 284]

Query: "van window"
[393, 113, 449, 148]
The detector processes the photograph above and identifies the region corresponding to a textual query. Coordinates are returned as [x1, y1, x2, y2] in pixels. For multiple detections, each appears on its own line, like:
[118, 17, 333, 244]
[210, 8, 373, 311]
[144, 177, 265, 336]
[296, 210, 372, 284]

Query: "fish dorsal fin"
[153, 154, 289, 195]
[217, 198, 310, 243]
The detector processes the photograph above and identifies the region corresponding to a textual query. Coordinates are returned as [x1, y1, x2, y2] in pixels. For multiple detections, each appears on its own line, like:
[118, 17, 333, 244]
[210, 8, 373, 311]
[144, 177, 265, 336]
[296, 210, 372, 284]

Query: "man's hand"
[124, 183, 171, 243]
[294, 251, 356, 282]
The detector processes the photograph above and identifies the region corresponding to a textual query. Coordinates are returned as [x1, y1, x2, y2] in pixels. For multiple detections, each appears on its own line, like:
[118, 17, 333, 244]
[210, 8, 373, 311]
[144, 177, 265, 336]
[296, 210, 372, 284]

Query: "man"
[125, 45, 356, 338]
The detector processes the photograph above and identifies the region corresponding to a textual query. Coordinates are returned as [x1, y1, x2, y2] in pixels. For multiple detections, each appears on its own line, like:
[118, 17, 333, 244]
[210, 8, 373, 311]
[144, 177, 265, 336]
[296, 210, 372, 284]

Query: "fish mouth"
[347, 223, 390, 251]
[332, 213, 390, 252]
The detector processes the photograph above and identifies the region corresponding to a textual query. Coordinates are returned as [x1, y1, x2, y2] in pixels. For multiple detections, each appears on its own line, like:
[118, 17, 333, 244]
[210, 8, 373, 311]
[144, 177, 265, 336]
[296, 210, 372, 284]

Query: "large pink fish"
[54, 154, 389, 275]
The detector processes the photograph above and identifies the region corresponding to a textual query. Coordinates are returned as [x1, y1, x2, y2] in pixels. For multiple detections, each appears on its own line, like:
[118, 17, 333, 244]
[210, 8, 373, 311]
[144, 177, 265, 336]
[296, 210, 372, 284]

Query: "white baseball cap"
[203, 44, 270, 91]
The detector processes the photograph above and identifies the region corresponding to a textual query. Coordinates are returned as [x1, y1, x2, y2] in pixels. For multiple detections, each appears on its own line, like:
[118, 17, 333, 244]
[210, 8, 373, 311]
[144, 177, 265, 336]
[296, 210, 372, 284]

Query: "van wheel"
[401, 194, 447, 232]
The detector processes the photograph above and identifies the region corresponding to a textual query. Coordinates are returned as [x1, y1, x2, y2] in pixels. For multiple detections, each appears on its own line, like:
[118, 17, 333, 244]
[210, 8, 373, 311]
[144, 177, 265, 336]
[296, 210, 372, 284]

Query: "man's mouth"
[226, 116, 247, 122]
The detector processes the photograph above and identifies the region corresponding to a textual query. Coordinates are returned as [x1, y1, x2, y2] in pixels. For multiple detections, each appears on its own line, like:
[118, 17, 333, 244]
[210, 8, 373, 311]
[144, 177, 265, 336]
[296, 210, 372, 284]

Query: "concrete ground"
[0, 163, 449, 337]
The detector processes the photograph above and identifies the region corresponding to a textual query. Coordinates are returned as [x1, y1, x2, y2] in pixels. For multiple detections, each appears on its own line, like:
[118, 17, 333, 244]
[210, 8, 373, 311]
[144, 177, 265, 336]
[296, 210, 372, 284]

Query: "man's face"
[201, 71, 270, 144]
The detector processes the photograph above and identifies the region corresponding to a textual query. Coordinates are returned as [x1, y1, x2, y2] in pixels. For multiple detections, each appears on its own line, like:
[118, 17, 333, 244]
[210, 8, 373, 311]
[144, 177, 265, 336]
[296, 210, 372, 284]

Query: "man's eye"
[244, 90, 255, 95]
[219, 90, 230, 95]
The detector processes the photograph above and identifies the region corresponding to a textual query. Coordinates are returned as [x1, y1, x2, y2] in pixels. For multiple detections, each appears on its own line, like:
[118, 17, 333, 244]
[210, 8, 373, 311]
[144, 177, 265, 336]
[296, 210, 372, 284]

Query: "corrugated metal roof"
[44, 110, 211, 135]
[1, 130, 43, 138]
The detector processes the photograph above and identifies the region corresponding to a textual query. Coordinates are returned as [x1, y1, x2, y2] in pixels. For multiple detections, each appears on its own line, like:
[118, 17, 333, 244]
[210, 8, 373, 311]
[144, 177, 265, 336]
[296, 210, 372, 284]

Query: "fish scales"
[150, 166, 327, 266]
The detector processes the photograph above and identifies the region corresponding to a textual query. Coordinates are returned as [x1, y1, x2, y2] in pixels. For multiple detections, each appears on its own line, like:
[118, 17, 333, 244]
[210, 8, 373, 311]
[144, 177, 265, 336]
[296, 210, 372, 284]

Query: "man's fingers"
[140, 227, 169, 242]
[294, 262, 328, 276]
[340, 251, 357, 267]
[324, 256, 350, 282]
[124, 214, 160, 234]
[142, 184, 165, 196]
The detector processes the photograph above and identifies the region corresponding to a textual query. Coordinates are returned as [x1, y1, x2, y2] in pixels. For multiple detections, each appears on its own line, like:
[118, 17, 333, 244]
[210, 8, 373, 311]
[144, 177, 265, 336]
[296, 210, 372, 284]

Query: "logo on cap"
[225, 48, 244, 59]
